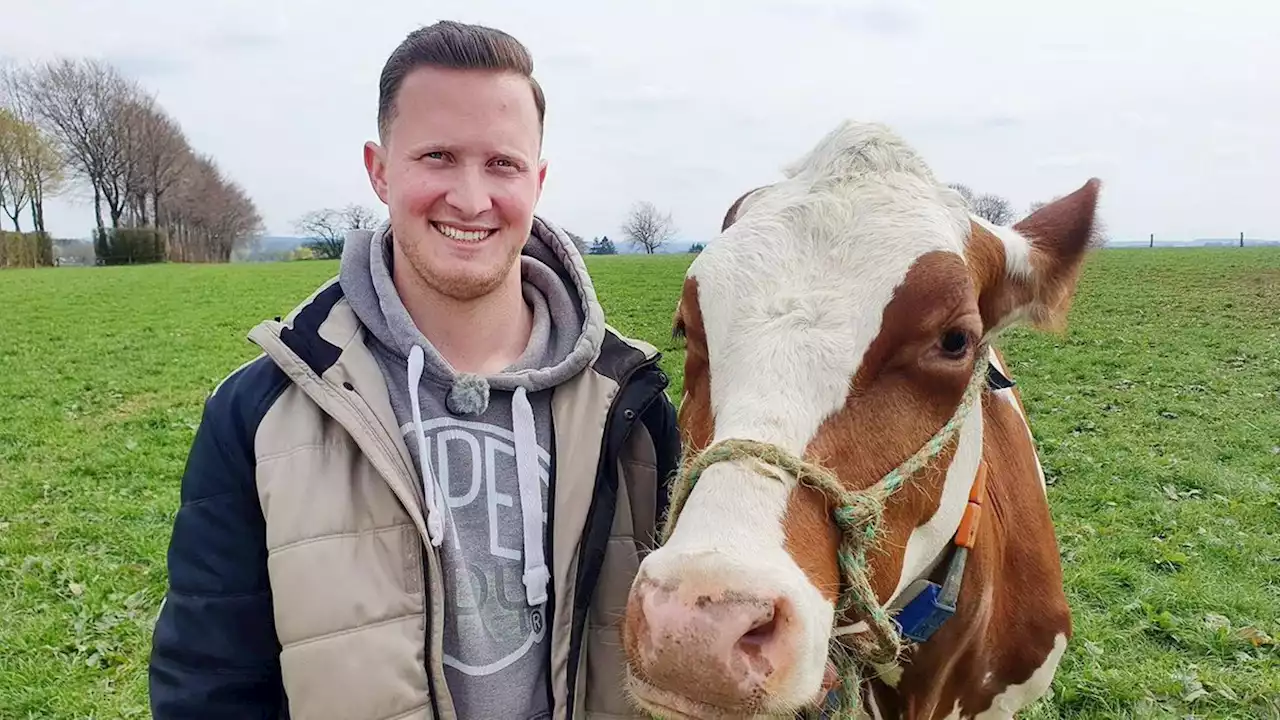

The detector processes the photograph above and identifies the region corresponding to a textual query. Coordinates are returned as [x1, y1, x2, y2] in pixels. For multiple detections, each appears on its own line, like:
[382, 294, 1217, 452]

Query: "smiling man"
[148, 21, 681, 720]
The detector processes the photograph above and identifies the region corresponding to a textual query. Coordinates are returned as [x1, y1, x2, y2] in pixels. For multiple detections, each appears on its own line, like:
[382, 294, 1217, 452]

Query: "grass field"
[1, 248, 1277, 718]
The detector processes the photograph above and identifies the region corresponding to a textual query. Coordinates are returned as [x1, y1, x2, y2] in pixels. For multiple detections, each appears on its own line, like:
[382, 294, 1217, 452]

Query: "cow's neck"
[862, 389, 1027, 718]
[839, 373, 989, 633]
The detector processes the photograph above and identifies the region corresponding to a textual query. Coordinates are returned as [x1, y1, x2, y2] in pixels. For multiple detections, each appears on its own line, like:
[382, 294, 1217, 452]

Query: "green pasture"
[1, 248, 1276, 718]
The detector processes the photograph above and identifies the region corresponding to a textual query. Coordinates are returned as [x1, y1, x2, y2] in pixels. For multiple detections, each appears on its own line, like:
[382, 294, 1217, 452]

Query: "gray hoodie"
[339, 216, 605, 720]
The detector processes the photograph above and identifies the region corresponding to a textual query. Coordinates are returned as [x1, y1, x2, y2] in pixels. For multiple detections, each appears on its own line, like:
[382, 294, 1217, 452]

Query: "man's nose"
[444, 166, 493, 218]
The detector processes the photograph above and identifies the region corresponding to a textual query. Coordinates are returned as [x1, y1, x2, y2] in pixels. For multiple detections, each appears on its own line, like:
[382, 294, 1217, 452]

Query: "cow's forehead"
[689, 121, 973, 315]
[685, 128, 973, 454]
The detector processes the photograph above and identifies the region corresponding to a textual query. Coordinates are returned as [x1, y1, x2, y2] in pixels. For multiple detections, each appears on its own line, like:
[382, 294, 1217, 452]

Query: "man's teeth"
[435, 223, 493, 242]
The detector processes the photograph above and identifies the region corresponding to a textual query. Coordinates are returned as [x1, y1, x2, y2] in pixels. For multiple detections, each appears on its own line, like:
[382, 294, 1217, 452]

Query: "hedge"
[94, 227, 167, 265]
[0, 231, 55, 268]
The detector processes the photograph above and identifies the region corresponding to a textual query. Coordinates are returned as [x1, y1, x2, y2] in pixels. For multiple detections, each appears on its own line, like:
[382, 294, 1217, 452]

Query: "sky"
[2, 0, 1278, 245]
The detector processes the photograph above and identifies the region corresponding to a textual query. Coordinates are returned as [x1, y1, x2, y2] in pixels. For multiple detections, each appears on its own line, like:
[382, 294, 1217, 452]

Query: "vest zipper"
[562, 353, 666, 718]
[422, 540, 447, 719]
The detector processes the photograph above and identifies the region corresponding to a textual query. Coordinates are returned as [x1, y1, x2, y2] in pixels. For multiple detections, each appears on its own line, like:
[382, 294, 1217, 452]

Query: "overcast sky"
[4, 0, 1278, 244]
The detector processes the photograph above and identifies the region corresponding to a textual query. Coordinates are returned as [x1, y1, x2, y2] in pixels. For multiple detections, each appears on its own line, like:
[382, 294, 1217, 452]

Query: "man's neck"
[394, 261, 533, 376]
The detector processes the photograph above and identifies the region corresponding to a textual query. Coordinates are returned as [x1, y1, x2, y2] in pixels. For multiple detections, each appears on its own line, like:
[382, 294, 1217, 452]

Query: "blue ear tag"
[892, 581, 956, 643]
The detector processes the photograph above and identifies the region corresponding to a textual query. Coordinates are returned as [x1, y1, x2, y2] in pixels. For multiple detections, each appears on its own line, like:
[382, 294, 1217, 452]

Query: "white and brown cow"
[622, 120, 1102, 719]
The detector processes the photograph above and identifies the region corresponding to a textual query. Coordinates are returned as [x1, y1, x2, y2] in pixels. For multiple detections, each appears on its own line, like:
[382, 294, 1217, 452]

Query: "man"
[149, 20, 681, 720]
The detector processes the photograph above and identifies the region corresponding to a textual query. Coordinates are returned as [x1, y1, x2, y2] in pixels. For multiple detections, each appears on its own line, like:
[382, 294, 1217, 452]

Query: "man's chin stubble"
[406, 247, 520, 304]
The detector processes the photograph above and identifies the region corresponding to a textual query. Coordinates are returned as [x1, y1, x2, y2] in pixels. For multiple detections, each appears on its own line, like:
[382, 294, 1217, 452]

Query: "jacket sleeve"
[149, 358, 289, 719]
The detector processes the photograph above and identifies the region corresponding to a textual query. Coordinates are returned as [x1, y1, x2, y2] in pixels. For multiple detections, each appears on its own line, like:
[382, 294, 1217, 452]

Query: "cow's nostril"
[735, 596, 790, 670]
[740, 607, 776, 646]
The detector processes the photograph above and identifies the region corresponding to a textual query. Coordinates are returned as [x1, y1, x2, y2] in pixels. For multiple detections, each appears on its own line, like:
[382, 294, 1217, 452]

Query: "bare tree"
[0, 109, 31, 230]
[947, 182, 975, 209]
[947, 182, 1015, 225]
[621, 200, 677, 254]
[1, 66, 70, 234]
[1026, 194, 1063, 218]
[342, 203, 380, 232]
[5, 58, 263, 263]
[118, 94, 190, 228]
[294, 204, 382, 259]
[17, 58, 142, 235]
[17, 122, 64, 234]
[164, 153, 264, 262]
[565, 230, 588, 256]
[970, 193, 1015, 225]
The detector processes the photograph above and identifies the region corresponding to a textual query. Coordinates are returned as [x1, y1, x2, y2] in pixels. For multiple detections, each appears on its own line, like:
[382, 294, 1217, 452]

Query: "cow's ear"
[720, 185, 770, 231]
[970, 178, 1103, 337]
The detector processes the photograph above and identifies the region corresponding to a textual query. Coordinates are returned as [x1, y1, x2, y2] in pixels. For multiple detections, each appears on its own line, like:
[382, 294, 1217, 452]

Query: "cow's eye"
[939, 329, 970, 358]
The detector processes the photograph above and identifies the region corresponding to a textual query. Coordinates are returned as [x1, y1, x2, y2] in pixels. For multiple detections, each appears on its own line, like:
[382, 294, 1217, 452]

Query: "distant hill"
[235, 235, 309, 262]
[611, 239, 703, 255]
[1106, 237, 1280, 249]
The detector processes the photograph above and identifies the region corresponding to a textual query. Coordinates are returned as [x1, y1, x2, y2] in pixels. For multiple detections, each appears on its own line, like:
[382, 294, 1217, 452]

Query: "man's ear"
[969, 177, 1103, 337]
[364, 141, 389, 205]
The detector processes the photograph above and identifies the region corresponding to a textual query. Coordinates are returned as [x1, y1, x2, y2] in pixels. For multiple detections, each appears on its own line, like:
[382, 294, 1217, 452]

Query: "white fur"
[638, 120, 979, 708]
[971, 215, 1035, 281]
[972, 633, 1068, 718]
[887, 396, 984, 605]
[637, 460, 835, 697]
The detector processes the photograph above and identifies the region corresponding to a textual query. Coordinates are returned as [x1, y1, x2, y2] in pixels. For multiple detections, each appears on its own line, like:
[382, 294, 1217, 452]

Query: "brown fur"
[658, 179, 1099, 719]
[792, 251, 981, 606]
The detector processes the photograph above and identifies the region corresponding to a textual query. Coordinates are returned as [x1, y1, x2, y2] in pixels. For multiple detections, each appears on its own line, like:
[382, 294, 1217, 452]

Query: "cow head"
[622, 120, 1101, 718]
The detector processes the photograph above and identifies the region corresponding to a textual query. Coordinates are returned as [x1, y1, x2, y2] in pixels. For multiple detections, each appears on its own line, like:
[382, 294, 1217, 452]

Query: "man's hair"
[377, 20, 546, 141]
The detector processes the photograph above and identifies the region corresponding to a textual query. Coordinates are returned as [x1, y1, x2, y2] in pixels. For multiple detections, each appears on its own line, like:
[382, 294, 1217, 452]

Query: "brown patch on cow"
[965, 221, 1027, 334]
[721, 185, 769, 231]
[783, 251, 984, 610]
[782, 484, 843, 602]
[674, 276, 715, 454]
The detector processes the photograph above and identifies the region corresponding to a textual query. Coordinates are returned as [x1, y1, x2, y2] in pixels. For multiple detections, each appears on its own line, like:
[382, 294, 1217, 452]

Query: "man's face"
[365, 65, 546, 301]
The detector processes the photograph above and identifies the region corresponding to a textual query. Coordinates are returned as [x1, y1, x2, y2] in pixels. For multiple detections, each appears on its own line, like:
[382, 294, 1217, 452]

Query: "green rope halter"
[658, 346, 991, 719]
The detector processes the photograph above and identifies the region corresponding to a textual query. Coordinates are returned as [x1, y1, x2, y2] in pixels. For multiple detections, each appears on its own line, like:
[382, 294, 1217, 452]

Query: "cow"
[621, 119, 1102, 719]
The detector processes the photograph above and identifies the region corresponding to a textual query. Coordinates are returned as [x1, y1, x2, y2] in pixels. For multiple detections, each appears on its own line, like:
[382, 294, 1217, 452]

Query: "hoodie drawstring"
[408, 345, 445, 547]
[512, 385, 549, 606]
[406, 345, 549, 607]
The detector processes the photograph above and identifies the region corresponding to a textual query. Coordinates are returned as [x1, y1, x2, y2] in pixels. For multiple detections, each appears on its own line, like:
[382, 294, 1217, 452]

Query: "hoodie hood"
[339, 215, 606, 412]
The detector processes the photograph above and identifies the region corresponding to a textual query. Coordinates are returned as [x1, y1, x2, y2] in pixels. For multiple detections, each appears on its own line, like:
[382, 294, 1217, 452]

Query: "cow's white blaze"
[642, 121, 982, 704]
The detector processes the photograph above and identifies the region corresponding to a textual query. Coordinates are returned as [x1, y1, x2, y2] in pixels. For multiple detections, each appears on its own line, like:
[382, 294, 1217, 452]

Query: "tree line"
[0, 58, 263, 265]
